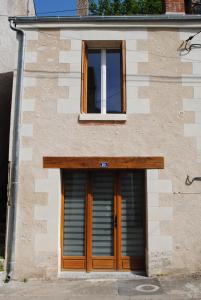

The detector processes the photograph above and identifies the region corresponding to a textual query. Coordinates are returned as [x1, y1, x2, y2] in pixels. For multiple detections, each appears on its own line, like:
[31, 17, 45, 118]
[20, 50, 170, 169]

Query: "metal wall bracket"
[185, 175, 201, 185]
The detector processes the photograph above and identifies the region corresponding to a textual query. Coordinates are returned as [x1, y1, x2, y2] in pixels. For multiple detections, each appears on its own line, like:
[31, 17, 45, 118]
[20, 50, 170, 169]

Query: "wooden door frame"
[61, 171, 87, 270]
[60, 167, 162, 272]
[90, 171, 117, 271]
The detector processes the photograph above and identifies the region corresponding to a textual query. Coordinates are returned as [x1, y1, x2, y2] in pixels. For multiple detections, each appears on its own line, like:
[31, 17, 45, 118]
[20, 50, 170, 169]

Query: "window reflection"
[87, 50, 101, 113]
[106, 49, 121, 113]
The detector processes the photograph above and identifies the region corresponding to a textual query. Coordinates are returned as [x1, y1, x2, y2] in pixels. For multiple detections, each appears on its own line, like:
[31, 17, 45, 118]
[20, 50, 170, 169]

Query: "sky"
[34, 0, 78, 16]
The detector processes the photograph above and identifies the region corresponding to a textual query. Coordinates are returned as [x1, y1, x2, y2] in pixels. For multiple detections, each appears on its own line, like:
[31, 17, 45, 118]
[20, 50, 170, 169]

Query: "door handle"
[114, 215, 117, 228]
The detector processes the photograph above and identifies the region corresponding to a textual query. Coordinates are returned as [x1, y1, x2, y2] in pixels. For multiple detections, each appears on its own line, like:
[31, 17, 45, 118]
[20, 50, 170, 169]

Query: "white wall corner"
[20, 147, 33, 161]
[35, 179, 49, 193]
[147, 170, 159, 180]
[59, 51, 81, 64]
[57, 98, 80, 114]
[23, 77, 37, 87]
[127, 99, 150, 114]
[22, 99, 35, 112]
[148, 207, 173, 222]
[21, 124, 33, 137]
[157, 180, 172, 193]
[25, 52, 37, 64]
[149, 236, 173, 252]
[26, 30, 39, 41]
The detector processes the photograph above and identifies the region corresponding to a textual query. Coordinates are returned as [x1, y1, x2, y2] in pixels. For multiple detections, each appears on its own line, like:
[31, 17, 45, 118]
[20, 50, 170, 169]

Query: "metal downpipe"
[5, 20, 25, 282]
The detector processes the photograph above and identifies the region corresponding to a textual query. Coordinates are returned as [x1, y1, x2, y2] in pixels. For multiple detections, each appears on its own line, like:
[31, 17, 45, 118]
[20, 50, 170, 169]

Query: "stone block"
[126, 51, 148, 63]
[59, 51, 81, 64]
[147, 170, 159, 180]
[26, 30, 39, 40]
[23, 77, 37, 87]
[148, 221, 160, 236]
[149, 207, 173, 221]
[57, 98, 80, 113]
[126, 40, 137, 51]
[35, 234, 57, 252]
[184, 123, 201, 137]
[195, 112, 201, 124]
[69, 86, 81, 99]
[34, 206, 48, 220]
[70, 40, 82, 51]
[183, 99, 201, 111]
[70, 63, 81, 73]
[21, 124, 33, 137]
[197, 137, 201, 149]
[157, 180, 172, 193]
[147, 180, 159, 193]
[35, 179, 49, 193]
[25, 52, 37, 63]
[193, 62, 201, 75]
[126, 62, 138, 75]
[58, 77, 81, 87]
[149, 236, 173, 252]
[127, 99, 150, 114]
[22, 99, 35, 112]
[148, 193, 159, 207]
[20, 147, 32, 161]
[126, 85, 138, 99]
[194, 87, 201, 98]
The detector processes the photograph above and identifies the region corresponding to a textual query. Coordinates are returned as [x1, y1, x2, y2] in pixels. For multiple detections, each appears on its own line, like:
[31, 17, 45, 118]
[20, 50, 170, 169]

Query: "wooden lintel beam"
[43, 157, 164, 169]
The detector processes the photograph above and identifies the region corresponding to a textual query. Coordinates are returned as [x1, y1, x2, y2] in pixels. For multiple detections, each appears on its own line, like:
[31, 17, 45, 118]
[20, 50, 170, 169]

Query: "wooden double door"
[61, 170, 146, 272]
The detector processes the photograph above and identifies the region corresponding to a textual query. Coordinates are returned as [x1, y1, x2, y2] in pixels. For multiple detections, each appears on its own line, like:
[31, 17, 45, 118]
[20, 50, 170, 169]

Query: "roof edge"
[8, 14, 201, 24]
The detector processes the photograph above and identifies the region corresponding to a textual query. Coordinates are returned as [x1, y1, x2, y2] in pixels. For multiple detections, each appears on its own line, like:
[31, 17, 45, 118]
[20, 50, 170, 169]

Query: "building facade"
[7, 0, 201, 279]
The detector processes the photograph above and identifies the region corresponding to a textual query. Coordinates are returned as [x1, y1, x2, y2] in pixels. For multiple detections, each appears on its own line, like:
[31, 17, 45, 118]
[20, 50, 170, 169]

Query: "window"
[81, 41, 126, 119]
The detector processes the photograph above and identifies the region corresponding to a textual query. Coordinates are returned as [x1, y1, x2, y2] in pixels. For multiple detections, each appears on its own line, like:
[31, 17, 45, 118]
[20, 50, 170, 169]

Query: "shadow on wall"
[0, 72, 13, 257]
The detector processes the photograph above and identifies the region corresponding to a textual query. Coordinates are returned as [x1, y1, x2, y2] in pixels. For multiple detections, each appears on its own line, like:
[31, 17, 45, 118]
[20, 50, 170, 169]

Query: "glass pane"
[121, 171, 145, 257]
[106, 49, 122, 113]
[87, 50, 101, 113]
[92, 172, 115, 256]
[63, 172, 86, 256]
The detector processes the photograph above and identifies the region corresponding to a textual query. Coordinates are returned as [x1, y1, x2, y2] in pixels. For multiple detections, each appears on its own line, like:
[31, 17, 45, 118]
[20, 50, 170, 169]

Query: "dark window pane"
[106, 49, 122, 113]
[87, 50, 101, 113]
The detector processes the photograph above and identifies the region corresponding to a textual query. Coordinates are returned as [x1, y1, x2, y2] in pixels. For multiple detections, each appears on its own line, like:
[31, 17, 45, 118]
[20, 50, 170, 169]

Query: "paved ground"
[0, 272, 201, 299]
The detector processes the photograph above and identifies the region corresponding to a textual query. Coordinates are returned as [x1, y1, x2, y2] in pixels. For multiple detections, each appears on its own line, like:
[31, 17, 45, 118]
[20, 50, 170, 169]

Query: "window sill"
[79, 114, 127, 122]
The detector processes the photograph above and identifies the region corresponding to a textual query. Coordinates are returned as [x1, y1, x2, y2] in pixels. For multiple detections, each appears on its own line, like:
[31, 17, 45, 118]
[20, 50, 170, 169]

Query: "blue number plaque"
[100, 162, 108, 168]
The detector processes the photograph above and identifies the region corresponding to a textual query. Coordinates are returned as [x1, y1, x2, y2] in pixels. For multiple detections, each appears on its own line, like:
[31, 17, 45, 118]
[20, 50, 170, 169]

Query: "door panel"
[92, 172, 115, 257]
[121, 171, 145, 269]
[63, 258, 86, 269]
[62, 172, 87, 269]
[92, 259, 115, 269]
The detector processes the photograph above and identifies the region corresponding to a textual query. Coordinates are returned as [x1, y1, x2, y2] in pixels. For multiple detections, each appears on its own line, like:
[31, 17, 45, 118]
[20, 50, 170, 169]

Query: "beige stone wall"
[0, 1, 35, 261]
[12, 26, 201, 279]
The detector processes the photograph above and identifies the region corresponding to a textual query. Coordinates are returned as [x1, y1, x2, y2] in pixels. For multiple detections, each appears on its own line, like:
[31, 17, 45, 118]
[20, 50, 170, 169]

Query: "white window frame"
[101, 49, 107, 114]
